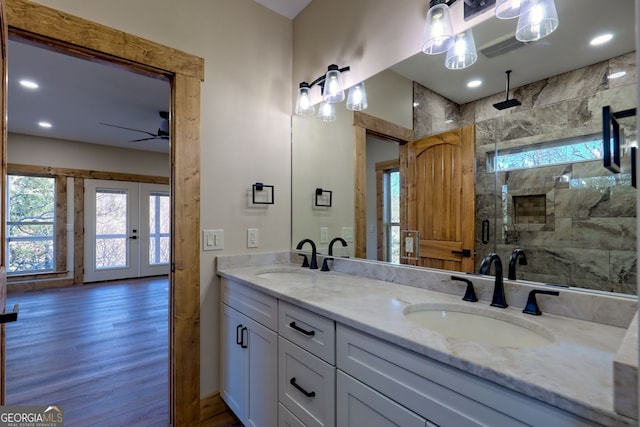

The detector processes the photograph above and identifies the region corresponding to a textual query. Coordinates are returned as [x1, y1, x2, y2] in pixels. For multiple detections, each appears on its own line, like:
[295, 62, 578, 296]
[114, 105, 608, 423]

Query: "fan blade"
[129, 137, 158, 142]
[99, 122, 157, 138]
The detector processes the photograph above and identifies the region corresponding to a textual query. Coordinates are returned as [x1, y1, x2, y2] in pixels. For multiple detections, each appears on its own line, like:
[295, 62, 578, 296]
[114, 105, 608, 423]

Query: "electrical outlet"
[320, 227, 329, 243]
[247, 228, 259, 248]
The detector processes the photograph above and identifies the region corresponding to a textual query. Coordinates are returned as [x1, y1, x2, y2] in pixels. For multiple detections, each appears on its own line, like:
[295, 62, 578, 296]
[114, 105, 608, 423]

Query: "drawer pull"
[289, 321, 315, 337]
[290, 377, 316, 398]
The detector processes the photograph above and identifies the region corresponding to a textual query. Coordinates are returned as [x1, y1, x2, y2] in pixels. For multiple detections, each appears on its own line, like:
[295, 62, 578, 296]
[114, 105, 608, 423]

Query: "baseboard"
[7, 277, 74, 293]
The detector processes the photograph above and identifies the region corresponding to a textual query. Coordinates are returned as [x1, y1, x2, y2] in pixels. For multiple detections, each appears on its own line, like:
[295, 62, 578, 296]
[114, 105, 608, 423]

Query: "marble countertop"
[217, 259, 635, 426]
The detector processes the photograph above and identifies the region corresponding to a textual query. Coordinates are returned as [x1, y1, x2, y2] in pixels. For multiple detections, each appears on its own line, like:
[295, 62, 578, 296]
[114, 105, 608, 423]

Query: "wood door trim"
[5, 1, 203, 424]
[353, 111, 413, 258]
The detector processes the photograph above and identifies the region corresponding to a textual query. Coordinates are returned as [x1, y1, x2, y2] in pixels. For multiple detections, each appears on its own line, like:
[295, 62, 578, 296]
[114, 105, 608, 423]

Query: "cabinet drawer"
[337, 325, 595, 427]
[279, 337, 336, 427]
[279, 300, 335, 364]
[279, 403, 306, 427]
[221, 278, 278, 331]
[337, 370, 427, 427]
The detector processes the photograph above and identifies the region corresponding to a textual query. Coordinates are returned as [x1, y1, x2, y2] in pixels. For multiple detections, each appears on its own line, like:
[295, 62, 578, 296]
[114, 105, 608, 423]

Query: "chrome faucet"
[296, 239, 318, 269]
[328, 237, 348, 256]
[508, 248, 527, 280]
[484, 253, 508, 308]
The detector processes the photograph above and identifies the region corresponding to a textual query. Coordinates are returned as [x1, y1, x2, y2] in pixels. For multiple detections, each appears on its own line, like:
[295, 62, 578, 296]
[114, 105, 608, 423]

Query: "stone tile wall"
[413, 52, 637, 294]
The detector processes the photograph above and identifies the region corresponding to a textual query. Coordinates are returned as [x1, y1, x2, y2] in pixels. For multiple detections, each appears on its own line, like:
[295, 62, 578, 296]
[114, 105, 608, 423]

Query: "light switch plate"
[342, 226, 354, 242]
[247, 228, 259, 248]
[320, 227, 329, 244]
[203, 229, 224, 251]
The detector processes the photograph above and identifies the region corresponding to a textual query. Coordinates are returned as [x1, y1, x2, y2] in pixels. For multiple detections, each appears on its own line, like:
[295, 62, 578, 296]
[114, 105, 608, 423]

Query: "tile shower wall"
[413, 52, 637, 294]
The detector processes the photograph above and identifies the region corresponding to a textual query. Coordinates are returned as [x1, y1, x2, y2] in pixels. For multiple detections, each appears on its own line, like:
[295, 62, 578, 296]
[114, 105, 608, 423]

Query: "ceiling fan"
[99, 111, 169, 142]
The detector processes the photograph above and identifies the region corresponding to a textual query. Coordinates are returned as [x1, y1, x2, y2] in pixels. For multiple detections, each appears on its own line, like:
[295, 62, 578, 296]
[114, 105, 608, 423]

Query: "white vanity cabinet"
[220, 278, 278, 427]
[278, 300, 336, 427]
[336, 324, 599, 427]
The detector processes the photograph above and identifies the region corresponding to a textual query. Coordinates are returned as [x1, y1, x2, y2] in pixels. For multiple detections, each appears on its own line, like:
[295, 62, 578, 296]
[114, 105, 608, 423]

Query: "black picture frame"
[314, 188, 332, 207]
[602, 105, 621, 173]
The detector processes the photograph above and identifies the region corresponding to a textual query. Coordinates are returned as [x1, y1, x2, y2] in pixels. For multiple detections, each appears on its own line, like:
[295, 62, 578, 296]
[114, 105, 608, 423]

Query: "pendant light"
[323, 65, 346, 103]
[422, 0, 455, 55]
[445, 29, 477, 70]
[495, 0, 522, 19]
[295, 82, 315, 116]
[515, 0, 559, 42]
[346, 82, 368, 111]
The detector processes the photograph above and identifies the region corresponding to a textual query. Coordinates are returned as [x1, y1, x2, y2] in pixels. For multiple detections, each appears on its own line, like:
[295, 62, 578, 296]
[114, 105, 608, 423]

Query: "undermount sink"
[255, 268, 314, 281]
[403, 303, 554, 348]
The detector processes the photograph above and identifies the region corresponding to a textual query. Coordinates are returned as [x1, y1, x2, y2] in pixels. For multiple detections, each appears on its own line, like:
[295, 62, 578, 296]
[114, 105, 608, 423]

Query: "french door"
[84, 179, 170, 282]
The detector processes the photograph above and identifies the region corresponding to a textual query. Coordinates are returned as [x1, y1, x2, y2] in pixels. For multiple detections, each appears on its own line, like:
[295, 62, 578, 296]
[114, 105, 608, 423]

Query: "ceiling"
[6, 0, 636, 153]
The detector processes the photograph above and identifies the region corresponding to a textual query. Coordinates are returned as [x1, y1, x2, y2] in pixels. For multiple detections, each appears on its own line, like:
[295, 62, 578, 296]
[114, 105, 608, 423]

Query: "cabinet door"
[220, 303, 248, 420]
[337, 370, 426, 427]
[246, 315, 278, 427]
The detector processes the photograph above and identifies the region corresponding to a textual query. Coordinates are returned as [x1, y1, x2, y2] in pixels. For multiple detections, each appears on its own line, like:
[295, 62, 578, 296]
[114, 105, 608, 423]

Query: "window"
[487, 134, 602, 172]
[383, 169, 400, 264]
[149, 192, 170, 265]
[95, 189, 128, 269]
[7, 175, 56, 274]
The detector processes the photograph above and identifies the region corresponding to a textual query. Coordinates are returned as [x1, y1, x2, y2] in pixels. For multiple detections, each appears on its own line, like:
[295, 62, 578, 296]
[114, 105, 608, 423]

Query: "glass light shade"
[295, 83, 315, 116]
[445, 30, 477, 70]
[422, 3, 455, 55]
[346, 82, 368, 111]
[495, 0, 522, 19]
[318, 101, 336, 122]
[323, 65, 345, 103]
[515, 0, 559, 42]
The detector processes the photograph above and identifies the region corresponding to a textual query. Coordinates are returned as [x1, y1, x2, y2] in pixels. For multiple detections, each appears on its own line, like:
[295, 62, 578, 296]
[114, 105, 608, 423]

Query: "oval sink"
[403, 303, 554, 348]
[255, 269, 314, 281]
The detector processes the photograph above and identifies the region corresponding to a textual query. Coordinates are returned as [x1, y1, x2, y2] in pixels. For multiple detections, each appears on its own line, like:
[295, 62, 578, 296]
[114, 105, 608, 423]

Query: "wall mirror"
[292, 0, 637, 296]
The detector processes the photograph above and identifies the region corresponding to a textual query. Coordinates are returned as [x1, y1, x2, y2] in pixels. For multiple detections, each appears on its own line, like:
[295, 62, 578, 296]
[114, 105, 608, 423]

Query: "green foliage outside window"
[7, 175, 56, 274]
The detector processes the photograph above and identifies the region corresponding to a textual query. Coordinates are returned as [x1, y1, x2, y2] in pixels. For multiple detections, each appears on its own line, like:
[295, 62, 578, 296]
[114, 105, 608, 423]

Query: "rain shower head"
[493, 70, 521, 110]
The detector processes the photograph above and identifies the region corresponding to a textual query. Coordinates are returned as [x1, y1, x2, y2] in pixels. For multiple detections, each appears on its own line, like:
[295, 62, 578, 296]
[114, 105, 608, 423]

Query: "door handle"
[481, 220, 490, 244]
[0, 304, 19, 324]
[236, 324, 243, 346]
[240, 326, 248, 349]
[451, 249, 472, 257]
[129, 235, 138, 240]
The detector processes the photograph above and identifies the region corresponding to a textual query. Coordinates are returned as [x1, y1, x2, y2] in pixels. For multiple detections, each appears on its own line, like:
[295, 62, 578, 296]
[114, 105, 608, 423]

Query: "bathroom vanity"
[217, 252, 637, 427]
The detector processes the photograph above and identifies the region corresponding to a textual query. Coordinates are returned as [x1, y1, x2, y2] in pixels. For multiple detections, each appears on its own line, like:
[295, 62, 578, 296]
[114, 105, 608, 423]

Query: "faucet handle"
[321, 257, 334, 271]
[523, 289, 559, 315]
[299, 254, 309, 268]
[451, 276, 478, 302]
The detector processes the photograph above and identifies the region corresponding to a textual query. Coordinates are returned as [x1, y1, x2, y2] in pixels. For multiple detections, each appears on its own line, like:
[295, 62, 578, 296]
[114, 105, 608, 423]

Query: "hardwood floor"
[6, 277, 170, 426]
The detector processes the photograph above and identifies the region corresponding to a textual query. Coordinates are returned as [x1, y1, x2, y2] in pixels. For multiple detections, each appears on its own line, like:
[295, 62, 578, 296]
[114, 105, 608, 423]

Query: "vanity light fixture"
[495, 0, 522, 19]
[346, 82, 368, 111]
[515, 0, 559, 42]
[609, 71, 626, 79]
[295, 64, 368, 120]
[445, 29, 478, 70]
[423, 0, 455, 55]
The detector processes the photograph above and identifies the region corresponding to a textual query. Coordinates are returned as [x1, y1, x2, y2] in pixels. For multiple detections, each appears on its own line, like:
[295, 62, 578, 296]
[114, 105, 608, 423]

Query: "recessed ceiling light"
[467, 80, 482, 88]
[590, 33, 613, 46]
[38, 121, 52, 128]
[609, 71, 626, 79]
[19, 79, 39, 89]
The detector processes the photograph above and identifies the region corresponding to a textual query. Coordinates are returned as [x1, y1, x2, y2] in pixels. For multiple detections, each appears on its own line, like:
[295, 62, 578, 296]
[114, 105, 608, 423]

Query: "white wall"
[29, 0, 293, 397]
[9, 133, 170, 176]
